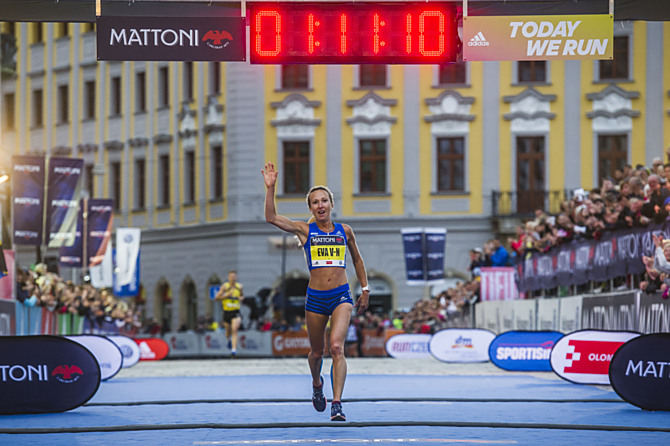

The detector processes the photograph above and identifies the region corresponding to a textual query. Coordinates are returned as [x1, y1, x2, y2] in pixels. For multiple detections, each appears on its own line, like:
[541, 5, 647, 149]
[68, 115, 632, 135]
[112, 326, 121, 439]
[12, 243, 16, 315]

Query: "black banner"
[97, 16, 246, 61]
[12, 156, 45, 246]
[0, 335, 100, 414]
[516, 223, 666, 292]
[46, 157, 83, 248]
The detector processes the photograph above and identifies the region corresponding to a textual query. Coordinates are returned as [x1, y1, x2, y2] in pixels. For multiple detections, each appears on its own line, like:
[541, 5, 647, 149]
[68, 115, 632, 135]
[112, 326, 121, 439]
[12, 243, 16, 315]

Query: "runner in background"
[215, 270, 244, 357]
[262, 161, 370, 421]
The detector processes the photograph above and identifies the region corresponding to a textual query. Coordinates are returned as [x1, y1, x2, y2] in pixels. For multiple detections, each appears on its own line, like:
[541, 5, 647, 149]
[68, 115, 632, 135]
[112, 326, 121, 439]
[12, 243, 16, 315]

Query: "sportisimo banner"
[489, 331, 564, 372]
[515, 222, 665, 292]
[46, 157, 83, 248]
[12, 156, 45, 246]
[0, 335, 100, 414]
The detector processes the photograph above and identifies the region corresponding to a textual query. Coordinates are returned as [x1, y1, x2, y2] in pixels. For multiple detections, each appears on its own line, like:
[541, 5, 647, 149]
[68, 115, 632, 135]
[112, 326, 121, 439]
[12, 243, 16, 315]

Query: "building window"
[436, 137, 465, 192]
[210, 62, 221, 95]
[211, 144, 223, 200]
[159, 154, 171, 206]
[57, 84, 69, 124]
[111, 162, 121, 211]
[32, 89, 43, 128]
[359, 65, 387, 87]
[3, 93, 15, 130]
[598, 134, 627, 181]
[85, 164, 95, 198]
[359, 139, 386, 193]
[599, 35, 629, 80]
[281, 65, 309, 89]
[185, 151, 195, 203]
[283, 141, 310, 195]
[58, 23, 69, 38]
[110, 76, 121, 116]
[183, 62, 194, 102]
[136, 71, 146, 112]
[438, 62, 466, 85]
[84, 80, 95, 120]
[84, 23, 95, 33]
[33, 23, 43, 43]
[159, 66, 170, 108]
[135, 159, 146, 210]
[7, 22, 16, 36]
[517, 61, 547, 83]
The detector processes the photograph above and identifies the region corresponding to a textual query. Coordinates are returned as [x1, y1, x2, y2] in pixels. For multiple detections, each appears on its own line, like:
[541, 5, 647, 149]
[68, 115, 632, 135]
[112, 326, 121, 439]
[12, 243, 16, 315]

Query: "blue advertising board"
[0, 335, 100, 414]
[610, 333, 670, 411]
[489, 331, 564, 372]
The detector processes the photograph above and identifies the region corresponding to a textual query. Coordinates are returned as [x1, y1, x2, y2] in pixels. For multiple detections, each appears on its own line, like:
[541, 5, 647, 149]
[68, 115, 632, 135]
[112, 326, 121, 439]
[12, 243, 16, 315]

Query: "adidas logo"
[468, 31, 490, 47]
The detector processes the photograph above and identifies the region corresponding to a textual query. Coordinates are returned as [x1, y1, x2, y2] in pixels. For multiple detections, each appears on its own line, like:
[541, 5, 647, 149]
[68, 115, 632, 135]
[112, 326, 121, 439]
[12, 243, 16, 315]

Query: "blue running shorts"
[305, 284, 354, 316]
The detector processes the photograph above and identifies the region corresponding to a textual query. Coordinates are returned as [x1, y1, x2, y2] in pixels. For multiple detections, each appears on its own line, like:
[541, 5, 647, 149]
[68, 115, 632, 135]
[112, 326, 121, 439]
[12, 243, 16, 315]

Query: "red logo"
[203, 30, 234, 49]
[52, 365, 84, 383]
[563, 340, 624, 375]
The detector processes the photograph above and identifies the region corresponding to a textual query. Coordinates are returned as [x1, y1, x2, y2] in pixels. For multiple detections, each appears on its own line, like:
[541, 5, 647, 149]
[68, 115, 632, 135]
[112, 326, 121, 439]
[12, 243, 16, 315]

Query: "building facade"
[1, 21, 669, 329]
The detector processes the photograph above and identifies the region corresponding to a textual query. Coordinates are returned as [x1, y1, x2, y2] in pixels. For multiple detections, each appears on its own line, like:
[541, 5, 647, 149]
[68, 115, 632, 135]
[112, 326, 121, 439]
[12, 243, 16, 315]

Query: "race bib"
[309, 235, 346, 267]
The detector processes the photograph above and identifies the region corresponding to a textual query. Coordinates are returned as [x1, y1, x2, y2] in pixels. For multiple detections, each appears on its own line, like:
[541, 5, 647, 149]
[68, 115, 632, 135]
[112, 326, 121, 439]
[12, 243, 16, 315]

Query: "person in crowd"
[214, 270, 245, 357]
[262, 161, 369, 422]
[489, 238, 510, 267]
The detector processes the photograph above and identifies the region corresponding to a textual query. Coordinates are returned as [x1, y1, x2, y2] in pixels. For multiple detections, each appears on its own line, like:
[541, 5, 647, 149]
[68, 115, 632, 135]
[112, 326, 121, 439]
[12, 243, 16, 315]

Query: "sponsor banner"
[134, 337, 170, 361]
[0, 249, 14, 300]
[90, 240, 113, 289]
[429, 328, 496, 363]
[559, 295, 583, 333]
[581, 292, 637, 332]
[489, 331, 564, 372]
[66, 335, 123, 381]
[46, 157, 84, 248]
[401, 228, 425, 285]
[480, 267, 519, 301]
[516, 223, 659, 293]
[237, 331, 273, 357]
[165, 332, 201, 357]
[550, 329, 639, 385]
[361, 328, 404, 357]
[115, 228, 141, 287]
[12, 156, 45, 246]
[385, 333, 431, 359]
[610, 333, 670, 411]
[272, 331, 312, 357]
[424, 228, 447, 284]
[537, 298, 560, 331]
[637, 292, 670, 334]
[87, 199, 114, 267]
[106, 335, 141, 368]
[97, 16, 246, 61]
[113, 248, 140, 298]
[0, 300, 15, 335]
[464, 14, 613, 61]
[41, 309, 56, 335]
[513, 299, 536, 330]
[0, 335, 100, 414]
[58, 201, 84, 267]
[475, 300, 501, 333]
[200, 331, 231, 356]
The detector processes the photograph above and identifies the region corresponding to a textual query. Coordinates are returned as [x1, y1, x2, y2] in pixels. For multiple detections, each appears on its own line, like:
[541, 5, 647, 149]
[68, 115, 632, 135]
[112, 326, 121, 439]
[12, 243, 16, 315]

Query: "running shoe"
[330, 401, 346, 421]
[312, 376, 327, 412]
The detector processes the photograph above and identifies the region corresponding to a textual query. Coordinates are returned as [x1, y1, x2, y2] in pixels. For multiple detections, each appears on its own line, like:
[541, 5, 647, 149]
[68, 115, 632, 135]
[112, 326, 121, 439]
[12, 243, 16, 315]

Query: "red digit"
[406, 14, 412, 54]
[340, 14, 347, 53]
[419, 11, 445, 56]
[255, 10, 281, 57]
[308, 14, 315, 53]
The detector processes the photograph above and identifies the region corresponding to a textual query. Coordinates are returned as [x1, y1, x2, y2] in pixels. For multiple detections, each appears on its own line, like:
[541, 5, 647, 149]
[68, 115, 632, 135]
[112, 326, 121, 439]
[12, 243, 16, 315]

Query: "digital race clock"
[248, 2, 459, 64]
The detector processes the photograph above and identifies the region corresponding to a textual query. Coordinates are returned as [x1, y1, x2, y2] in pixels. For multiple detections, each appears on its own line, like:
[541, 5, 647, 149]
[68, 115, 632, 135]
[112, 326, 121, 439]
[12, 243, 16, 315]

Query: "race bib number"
[310, 235, 346, 267]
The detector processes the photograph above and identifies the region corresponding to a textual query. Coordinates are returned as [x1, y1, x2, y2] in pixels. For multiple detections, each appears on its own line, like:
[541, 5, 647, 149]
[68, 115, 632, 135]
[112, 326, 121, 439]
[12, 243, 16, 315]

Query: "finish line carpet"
[1, 364, 670, 445]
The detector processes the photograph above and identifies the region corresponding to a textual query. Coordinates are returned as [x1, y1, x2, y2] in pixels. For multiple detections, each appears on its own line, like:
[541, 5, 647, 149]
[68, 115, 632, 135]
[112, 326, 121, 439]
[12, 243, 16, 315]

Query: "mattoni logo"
[52, 365, 83, 383]
[468, 31, 490, 47]
[202, 30, 234, 50]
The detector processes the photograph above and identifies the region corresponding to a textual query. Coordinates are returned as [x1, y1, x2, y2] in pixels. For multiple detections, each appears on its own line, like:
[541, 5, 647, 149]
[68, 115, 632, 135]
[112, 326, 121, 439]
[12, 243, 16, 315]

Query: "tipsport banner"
[515, 223, 665, 292]
[46, 157, 84, 248]
[401, 227, 447, 285]
[12, 156, 45, 246]
[463, 14, 613, 61]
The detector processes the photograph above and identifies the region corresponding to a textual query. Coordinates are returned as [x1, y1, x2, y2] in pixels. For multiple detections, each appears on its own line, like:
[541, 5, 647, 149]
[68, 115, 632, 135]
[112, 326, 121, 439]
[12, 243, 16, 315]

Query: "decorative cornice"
[586, 109, 641, 120]
[52, 145, 72, 156]
[203, 123, 225, 134]
[503, 87, 556, 103]
[178, 129, 198, 138]
[346, 91, 397, 108]
[425, 90, 475, 107]
[425, 114, 476, 123]
[104, 140, 124, 151]
[177, 102, 197, 121]
[503, 111, 556, 121]
[77, 143, 97, 154]
[270, 117, 321, 127]
[345, 115, 397, 126]
[128, 137, 149, 148]
[270, 93, 321, 109]
[586, 83, 640, 101]
[204, 95, 224, 113]
[153, 134, 173, 144]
